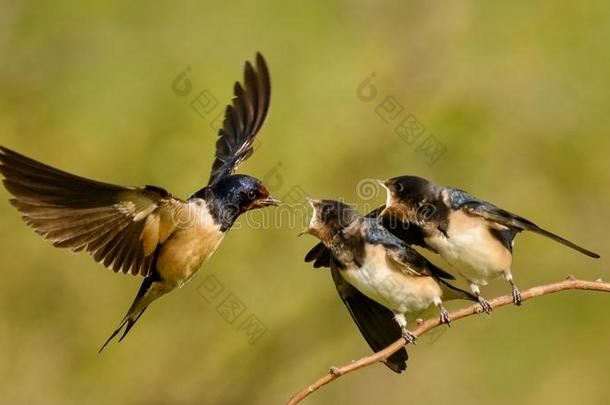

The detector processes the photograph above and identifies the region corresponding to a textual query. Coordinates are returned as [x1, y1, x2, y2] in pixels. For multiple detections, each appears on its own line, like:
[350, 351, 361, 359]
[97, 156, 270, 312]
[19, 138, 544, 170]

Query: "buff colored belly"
[425, 210, 512, 285]
[340, 245, 442, 314]
[156, 208, 224, 286]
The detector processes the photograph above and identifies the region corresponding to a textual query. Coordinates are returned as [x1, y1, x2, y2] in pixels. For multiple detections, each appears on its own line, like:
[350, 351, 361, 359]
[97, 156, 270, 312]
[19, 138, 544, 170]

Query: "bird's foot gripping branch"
[287, 276, 610, 405]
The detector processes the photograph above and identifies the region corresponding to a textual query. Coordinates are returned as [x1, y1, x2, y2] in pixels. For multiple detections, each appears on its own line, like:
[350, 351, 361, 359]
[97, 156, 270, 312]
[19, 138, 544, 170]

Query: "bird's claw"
[439, 307, 451, 326]
[401, 330, 417, 345]
[478, 296, 493, 314]
[512, 286, 522, 306]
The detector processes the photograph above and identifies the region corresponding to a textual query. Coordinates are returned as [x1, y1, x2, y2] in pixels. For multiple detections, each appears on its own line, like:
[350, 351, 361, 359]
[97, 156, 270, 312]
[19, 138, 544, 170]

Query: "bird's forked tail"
[98, 275, 160, 353]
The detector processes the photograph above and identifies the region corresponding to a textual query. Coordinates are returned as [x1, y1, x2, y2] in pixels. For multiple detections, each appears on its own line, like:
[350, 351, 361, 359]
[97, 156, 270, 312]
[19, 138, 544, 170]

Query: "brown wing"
[208, 53, 271, 185]
[0, 146, 186, 276]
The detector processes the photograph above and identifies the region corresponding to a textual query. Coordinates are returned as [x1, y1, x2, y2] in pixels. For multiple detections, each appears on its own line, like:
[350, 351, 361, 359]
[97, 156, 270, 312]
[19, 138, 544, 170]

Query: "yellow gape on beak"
[306, 197, 322, 207]
[375, 179, 392, 217]
[298, 197, 321, 237]
[297, 229, 310, 237]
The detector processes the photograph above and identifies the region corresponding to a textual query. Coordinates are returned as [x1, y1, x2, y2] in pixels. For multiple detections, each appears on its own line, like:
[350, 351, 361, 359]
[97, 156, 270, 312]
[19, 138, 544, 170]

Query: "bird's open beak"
[375, 180, 392, 217]
[299, 198, 321, 237]
[258, 196, 281, 207]
[306, 197, 321, 208]
[297, 228, 311, 237]
[375, 179, 388, 190]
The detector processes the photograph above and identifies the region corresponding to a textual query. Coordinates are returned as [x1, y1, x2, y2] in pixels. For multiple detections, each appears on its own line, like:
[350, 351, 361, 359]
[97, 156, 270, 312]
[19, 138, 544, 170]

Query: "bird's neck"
[190, 187, 241, 232]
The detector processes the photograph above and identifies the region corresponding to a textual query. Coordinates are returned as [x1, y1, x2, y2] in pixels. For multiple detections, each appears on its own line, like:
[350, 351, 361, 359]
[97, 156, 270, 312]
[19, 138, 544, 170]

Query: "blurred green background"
[1, 1, 609, 404]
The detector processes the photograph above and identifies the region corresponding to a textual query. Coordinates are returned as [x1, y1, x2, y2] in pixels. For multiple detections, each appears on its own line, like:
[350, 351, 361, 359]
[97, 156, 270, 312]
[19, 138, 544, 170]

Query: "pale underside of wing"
[0, 146, 186, 276]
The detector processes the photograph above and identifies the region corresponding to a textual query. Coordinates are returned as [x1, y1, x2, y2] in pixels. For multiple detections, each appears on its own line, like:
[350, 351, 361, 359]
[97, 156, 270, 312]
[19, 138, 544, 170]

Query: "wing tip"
[0, 145, 13, 156]
[255, 52, 268, 76]
[207, 52, 271, 185]
[244, 59, 255, 77]
[384, 350, 408, 373]
[585, 250, 601, 259]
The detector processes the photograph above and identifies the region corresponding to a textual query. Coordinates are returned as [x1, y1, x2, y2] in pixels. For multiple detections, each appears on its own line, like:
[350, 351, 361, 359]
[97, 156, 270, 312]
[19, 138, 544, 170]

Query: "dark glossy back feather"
[452, 190, 600, 259]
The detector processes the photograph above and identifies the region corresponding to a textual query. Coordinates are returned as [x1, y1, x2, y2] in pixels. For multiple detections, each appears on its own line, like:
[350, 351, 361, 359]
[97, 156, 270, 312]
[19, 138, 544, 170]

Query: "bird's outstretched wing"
[449, 189, 600, 258]
[0, 146, 187, 276]
[330, 264, 408, 373]
[208, 53, 271, 185]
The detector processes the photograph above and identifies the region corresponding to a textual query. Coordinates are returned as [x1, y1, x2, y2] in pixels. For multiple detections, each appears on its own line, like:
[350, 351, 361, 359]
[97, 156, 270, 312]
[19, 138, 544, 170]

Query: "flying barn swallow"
[380, 176, 600, 307]
[303, 199, 477, 372]
[0, 53, 279, 351]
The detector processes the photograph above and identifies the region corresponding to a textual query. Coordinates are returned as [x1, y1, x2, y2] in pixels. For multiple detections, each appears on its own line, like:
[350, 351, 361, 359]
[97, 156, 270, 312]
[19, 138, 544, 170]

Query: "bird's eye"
[395, 183, 404, 192]
[247, 190, 257, 200]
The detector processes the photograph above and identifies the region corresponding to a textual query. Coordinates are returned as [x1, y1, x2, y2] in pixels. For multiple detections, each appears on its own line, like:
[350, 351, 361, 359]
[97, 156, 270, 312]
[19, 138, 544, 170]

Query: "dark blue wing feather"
[448, 188, 599, 258]
[365, 217, 456, 280]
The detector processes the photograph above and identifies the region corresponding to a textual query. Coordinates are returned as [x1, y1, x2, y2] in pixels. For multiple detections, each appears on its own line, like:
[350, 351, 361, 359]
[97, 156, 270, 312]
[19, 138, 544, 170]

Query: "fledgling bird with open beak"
[0, 53, 279, 352]
[380, 176, 600, 308]
[302, 199, 478, 372]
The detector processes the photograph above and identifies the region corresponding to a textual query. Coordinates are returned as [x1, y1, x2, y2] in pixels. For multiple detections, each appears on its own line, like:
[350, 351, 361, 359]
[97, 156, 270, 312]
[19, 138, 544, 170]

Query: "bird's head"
[202, 174, 279, 230]
[302, 199, 360, 243]
[379, 176, 435, 222]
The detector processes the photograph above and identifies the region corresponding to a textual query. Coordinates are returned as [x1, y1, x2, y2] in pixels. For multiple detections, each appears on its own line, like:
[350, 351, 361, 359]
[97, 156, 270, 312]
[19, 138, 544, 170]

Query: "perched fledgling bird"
[303, 199, 477, 373]
[0, 53, 278, 352]
[380, 175, 600, 307]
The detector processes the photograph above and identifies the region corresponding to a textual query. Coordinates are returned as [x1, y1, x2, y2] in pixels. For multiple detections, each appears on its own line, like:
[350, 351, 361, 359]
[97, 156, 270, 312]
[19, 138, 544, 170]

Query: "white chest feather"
[425, 210, 512, 285]
[157, 200, 224, 286]
[340, 244, 442, 314]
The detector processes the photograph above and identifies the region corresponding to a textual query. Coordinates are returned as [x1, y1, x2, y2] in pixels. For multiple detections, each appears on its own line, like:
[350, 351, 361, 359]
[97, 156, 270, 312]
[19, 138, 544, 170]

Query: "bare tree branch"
[287, 276, 610, 405]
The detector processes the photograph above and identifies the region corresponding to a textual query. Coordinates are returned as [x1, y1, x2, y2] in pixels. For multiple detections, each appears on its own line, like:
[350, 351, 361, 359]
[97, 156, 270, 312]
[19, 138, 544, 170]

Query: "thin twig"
[287, 276, 610, 405]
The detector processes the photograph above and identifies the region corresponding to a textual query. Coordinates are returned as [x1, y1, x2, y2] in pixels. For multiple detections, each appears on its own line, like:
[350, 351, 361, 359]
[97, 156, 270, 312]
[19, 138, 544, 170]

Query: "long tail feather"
[529, 226, 600, 258]
[119, 307, 148, 342]
[99, 318, 130, 353]
[98, 275, 157, 353]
